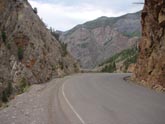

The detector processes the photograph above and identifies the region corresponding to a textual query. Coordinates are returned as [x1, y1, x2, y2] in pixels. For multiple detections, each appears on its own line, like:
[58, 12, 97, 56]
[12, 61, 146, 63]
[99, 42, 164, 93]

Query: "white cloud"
[29, 0, 143, 31]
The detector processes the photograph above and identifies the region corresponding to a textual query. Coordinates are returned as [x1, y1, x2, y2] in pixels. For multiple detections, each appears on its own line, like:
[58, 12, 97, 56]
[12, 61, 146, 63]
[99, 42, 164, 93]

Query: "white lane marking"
[62, 82, 86, 124]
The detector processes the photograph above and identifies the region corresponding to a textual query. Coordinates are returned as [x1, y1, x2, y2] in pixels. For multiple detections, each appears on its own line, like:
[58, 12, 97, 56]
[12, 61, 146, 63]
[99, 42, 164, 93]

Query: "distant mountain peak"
[60, 11, 141, 69]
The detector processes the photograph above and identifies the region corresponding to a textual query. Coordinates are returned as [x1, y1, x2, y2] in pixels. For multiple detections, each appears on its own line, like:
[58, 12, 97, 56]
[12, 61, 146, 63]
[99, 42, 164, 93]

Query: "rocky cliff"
[0, 0, 78, 104]
[60, 11, 141, 69]
[133, 0, 165, 89]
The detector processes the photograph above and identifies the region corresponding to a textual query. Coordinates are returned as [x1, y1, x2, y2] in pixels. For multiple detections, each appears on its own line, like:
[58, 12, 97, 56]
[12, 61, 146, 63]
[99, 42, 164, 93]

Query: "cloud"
[29, 0, 144, 31]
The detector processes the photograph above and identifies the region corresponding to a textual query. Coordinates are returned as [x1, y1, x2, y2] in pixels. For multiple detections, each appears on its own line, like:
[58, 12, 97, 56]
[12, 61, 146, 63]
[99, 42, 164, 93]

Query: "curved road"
[59, 73, 165, 124]
[0, 73, 165, 124]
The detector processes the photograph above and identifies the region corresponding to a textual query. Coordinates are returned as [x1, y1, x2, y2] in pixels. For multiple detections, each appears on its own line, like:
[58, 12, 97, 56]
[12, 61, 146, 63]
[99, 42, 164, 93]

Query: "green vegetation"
[7, 43, 11, 50]
[33, 7, 38, 14]
[79, 42, 88, 48]
[123, 31, 141, 38]
[2, 91, 8, 103]
[100, 47, 138, 72]
[1, 82, 13, 103]
[19, 78, 29, 93]
[101, 47, 138, 66]
[73, 63, 77, 69]
[52, 65, 56, 71]
[50, 28, 68, 56]
[59, 61, 64, 70]
[0, 79, 30, 105]
[1, 31, 6, 43]
[61, 42, 68, 56]
[50, 28, 60, 41]
[104, 38, 113, 46]
[18, 47, 24, 61]
[101, 62, 116, 73]
[6, 82, 13, 96]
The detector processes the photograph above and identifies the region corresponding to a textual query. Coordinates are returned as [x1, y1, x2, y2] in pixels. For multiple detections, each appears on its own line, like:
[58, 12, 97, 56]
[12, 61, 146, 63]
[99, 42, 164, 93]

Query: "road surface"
[0, 73, 165, 124]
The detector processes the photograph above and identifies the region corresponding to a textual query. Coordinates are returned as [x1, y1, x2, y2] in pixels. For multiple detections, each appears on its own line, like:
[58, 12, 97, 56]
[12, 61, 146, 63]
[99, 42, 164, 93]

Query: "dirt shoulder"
[0, 78, 61, 124]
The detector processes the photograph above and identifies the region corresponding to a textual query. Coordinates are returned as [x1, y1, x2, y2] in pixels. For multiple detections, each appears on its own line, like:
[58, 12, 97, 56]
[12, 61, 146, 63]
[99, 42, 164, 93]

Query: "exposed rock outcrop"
[0, 0, 78, 104]
[133, 0, 165, 89]
[60, 12, 141, 69]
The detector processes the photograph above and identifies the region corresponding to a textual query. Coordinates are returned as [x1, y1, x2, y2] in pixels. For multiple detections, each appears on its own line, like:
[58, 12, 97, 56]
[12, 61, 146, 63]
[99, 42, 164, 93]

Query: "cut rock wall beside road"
[133, 0, 165, 89]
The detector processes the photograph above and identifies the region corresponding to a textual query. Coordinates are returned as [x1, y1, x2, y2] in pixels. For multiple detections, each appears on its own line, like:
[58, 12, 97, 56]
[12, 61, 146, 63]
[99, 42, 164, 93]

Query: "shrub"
[52, 65, 56, 71]
[33, 7, 38, 14]
[101, 62, 116, 73]
[18, 47, 24, 61]
[59, 61, 64, 70]
[51, 30, 60, 41]
[20, 78, 29, 93]
[7, 43, 11, 50]
[124, 54, 138, 70]
[5, 82, 13, 98]
[123, 31, 141, 38]
[50, 29, 68, 56]
[1, 31, 6, 43]
[80, 43, 88, 48]
[1, 81, 13, 103]
[61, 42, 68, 56]
[2, 91, 8, 103]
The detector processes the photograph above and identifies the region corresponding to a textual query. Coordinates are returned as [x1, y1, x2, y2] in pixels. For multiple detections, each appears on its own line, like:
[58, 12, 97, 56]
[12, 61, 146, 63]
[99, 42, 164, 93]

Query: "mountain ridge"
[60, 11, 141, 68]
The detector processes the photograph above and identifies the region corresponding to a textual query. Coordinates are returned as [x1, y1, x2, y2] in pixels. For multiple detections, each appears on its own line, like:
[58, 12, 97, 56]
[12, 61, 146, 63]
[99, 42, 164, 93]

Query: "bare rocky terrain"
[60, 11, 141, 69]
[0, 0, 78, 105]
[133, 0, 165, 89]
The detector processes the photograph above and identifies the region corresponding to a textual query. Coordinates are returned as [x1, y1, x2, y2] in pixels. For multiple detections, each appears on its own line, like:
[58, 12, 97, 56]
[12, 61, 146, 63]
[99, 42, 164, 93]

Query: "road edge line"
[62, 82, 86, 124]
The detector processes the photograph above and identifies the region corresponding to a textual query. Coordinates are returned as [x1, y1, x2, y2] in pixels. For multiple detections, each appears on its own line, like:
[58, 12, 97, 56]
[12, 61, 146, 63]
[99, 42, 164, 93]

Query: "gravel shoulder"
[0, 78, 67, 124]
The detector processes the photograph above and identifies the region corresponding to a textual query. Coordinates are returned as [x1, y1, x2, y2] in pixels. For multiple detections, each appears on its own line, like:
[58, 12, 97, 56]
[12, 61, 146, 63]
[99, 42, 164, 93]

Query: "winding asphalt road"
[0, 73, 165, 124]
[58, 73, 165, 124]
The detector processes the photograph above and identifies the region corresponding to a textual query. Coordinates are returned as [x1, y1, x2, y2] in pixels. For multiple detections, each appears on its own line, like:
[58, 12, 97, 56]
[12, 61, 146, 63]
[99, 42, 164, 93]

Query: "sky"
[29, 0, 144, 31]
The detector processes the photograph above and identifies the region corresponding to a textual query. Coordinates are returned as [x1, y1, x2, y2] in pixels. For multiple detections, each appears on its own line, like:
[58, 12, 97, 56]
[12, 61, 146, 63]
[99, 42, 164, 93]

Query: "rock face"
[60, 12, 141, 69]
[0, 0, 78, 104]
[134, 0, 165, 88]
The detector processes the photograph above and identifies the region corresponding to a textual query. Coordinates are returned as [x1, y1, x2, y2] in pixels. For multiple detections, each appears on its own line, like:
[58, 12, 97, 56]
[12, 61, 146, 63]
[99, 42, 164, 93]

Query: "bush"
[33, 7, 38, 14]
[7, 43, 11, 50]
[18, 47, 24, 61]
[1, 31, 6, 43]
[50, 29, 60, 41]
[1, 82, 13, 103]
[123, 31, 141, 38]
[124, 54, 138, 70]
[6, 82, 13, 97]
[101, 62, 116, 73]
[2, 91, 8, 103]
[59, 61, 64, 70]
[52, 65, 56, 71]
[20, 78, 29, 93]
[61, 42, 68, 56]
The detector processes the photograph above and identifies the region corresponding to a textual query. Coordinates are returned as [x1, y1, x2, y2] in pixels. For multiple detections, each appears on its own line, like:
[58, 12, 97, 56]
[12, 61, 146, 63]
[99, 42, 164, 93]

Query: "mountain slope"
[0, 0, 78, 105]
[99, 47, 138, 73]
[133, 0, 165, 90]
[60, 11, 141, 69]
